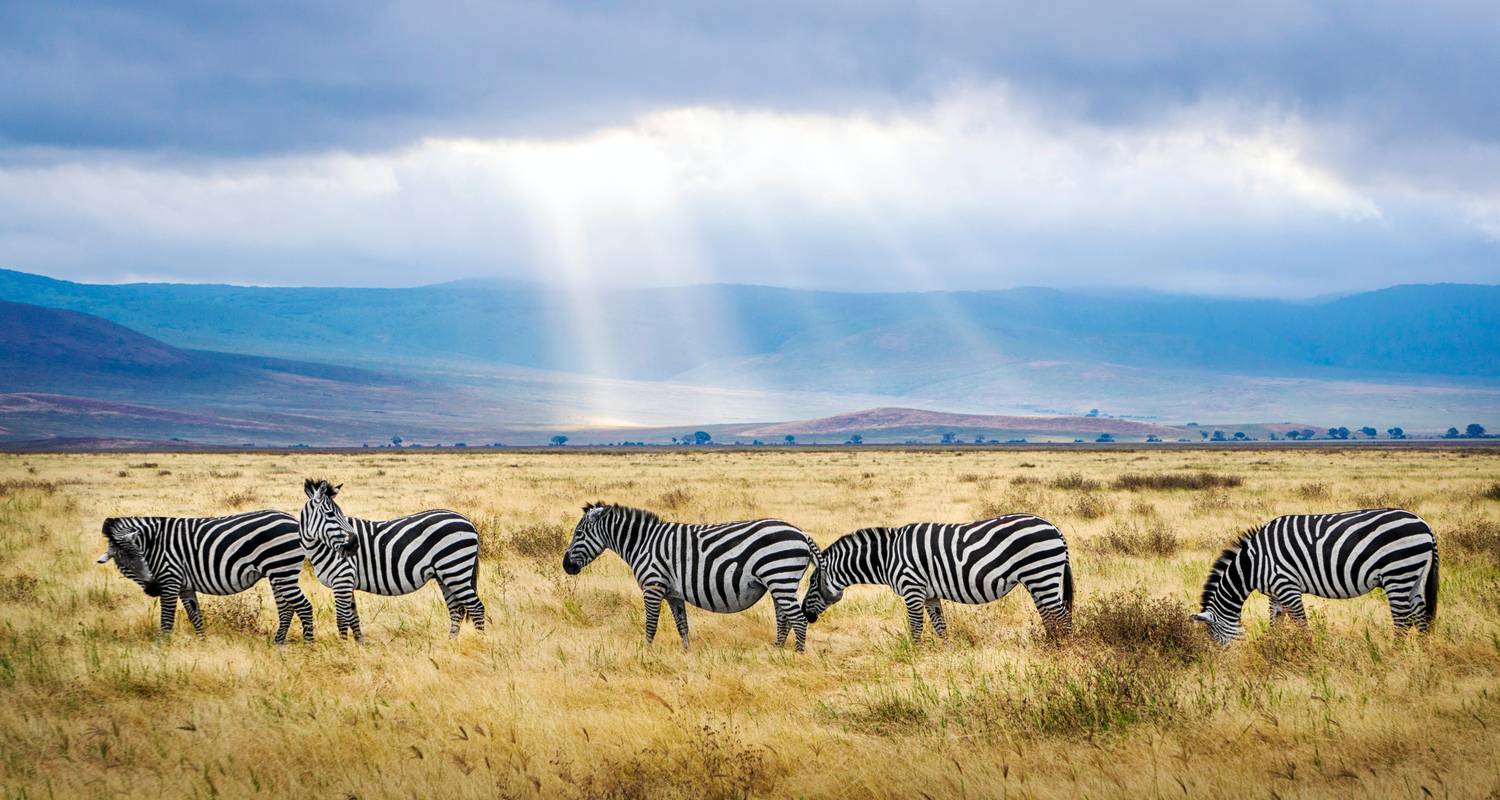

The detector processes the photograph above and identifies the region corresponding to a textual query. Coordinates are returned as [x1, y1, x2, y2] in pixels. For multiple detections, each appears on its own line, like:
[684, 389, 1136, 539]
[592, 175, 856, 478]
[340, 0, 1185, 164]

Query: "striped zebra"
[801, 515, 1074, 642]
[300, 479, 485, 640]
[562, 502, 822, 651]
[1194, 508, 1438, 644]
[96, 510, 314, 644]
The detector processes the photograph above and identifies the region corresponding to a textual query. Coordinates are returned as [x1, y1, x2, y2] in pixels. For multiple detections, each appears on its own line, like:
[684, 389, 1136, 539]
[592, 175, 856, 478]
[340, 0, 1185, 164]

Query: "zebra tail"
[1423, 547, 1438, 627]
[1062, 560, 1074, 615]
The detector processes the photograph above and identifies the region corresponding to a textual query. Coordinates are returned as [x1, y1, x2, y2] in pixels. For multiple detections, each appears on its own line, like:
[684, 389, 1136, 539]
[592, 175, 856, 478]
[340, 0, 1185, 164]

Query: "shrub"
[0, 480, 59, 497]
[220, 489, 257, 509]
[1295, 482, 1330, 500]
[1049, 472, 1101, 491]
[1112, 472, 1242, 491]
[210, 595, 263, 635]
[1068, 492, 1113, 520]
[1481, 483, 1500, 502]
[654, 488, 693, 511]
[1448, 517, 1500, 561]
[1079, 591, 1207, 663]
[510, 522, 568, 560]
[1094, 520, 1180, 557]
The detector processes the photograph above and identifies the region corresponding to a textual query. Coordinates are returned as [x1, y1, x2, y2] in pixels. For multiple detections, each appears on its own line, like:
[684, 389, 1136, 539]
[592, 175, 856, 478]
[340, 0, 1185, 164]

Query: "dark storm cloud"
[3, 1, 1496, 159]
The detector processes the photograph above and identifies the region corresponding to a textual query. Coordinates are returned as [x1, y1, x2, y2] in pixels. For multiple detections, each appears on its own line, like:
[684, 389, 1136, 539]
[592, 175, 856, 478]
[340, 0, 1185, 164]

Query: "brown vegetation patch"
[1113, 472, 1243, 491]
[1049, 472, 1101, 491]
[1094, 520, 1181, 557]
[1448, 516, 1500, 561]
[1078, 591, 1208, 663]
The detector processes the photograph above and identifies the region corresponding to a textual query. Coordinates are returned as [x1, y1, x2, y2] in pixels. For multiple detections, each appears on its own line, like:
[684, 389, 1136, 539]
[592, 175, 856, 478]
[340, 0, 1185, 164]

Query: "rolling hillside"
[1, 269, 1496, 438]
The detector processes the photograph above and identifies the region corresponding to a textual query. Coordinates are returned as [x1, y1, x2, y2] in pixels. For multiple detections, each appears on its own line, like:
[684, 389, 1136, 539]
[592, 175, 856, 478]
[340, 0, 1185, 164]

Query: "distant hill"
[733, 407, 1181, 438]
[1, 269, 1496, 434]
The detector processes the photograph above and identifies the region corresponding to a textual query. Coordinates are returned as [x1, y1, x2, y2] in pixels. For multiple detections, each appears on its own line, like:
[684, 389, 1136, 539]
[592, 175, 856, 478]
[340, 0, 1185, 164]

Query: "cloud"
[2, 2, 1497, 291]
[3, 87, 1495, 293]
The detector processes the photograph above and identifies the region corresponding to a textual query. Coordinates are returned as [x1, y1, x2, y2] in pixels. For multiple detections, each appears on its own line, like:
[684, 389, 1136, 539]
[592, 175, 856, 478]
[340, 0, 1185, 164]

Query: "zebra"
[561, 502, 822, 652]
[1194, 508, 1438, 645]
[95, 510, 314, 644]
[801, 515, 1074, 642]
[299, 479, 485, 640]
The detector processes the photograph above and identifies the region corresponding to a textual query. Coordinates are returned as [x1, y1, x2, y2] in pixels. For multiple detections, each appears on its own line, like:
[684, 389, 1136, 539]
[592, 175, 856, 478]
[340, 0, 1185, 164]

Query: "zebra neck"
[1207, 548, 1256, 618]
[606, 518, 660, 568]
[831, 530, 893, 587]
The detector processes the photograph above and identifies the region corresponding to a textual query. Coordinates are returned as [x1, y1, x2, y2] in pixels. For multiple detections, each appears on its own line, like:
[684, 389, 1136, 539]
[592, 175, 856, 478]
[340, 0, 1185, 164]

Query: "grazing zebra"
[300, 479, 484, 640]
[562, 502, 822, 651]
[96, 510, 314, 644]
[801, 515, 1074, 642]
[1194, 508, 1438, 644]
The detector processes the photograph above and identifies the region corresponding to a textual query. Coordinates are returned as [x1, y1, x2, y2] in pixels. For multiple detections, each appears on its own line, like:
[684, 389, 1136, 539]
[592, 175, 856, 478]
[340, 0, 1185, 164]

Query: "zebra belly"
[685, 581, 767, 614]
[932, 581, 1016, 605]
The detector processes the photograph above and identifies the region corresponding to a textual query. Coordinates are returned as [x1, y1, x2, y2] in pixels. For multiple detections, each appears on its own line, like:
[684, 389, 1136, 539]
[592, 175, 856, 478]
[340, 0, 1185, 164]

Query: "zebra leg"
[439, 584, 464, 638]
[335, 588, 363, 642]
[466, 596, 486, 632]
[925, 598, 949, 642]
[1382, 575, 1423, 632]
[1268, 581, 1307, 627]
[181, 590, 206, 637]
[268, 574, 312, 644]
[641, 585, 666, 646]
[439, 574, 486, 634]
[769, 586, 809, 652]
[157, 585, 180, 640]
[900, 591, 926, 644]
[666, 596, 689, 650]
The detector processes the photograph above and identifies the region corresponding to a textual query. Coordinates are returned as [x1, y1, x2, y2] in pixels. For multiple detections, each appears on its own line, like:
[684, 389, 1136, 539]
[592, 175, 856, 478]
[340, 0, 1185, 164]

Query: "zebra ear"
[304, 479, 317, 498]
[331, 483, 342, 496]
[1191, 611, 1211, 625]
[96, 551, 112, 564]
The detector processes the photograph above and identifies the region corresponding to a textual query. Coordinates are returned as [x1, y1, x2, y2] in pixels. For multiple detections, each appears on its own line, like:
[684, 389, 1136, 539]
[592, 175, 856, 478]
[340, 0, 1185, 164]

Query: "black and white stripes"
[562, 502, 821, 651]
[300, 479, 485, 640]
[1194, 508, 1438, 644]
[800, 514, 1074, 641]
[97, 510, 314, 644]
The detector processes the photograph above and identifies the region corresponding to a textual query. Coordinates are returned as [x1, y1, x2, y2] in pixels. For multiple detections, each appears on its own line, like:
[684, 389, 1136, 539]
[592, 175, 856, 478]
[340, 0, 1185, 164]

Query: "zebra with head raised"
[562, 502, 822, 651]
[300, 479, 485, 640]
[1194, 508, 1438, 645]
[801, 515, 1074, 642]
[96, 510, 314, 644]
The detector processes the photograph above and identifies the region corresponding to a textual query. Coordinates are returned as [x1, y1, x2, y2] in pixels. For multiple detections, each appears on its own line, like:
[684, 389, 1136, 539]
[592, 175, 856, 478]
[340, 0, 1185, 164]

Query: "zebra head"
[99, 517, 160, 596]
[800, 561, 844, 624]
[562, 502, 612, 575]
[302, 478, 355, 558]
[802, 533, 870, 624]
[1194, 539, 1252, 645]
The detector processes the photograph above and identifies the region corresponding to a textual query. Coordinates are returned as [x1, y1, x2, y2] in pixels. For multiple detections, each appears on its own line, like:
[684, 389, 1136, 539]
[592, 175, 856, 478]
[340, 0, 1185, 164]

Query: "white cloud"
[0, 86, 1493, 292]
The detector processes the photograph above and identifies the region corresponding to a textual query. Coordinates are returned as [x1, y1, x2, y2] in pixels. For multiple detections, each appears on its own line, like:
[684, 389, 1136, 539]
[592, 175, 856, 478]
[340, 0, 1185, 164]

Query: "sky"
[2, 1, 1499, 296]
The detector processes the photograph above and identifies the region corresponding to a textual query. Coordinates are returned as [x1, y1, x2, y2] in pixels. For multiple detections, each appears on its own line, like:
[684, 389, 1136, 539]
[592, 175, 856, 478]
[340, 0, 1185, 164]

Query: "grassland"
[1, 448, 1498, 799]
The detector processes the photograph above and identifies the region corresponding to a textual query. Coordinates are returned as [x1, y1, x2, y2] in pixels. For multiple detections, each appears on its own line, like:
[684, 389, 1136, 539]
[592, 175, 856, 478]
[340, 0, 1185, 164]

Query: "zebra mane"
[1199, 526, 1258, 610]
[304, 478, 339, 498]
[583, 502, 661, 525]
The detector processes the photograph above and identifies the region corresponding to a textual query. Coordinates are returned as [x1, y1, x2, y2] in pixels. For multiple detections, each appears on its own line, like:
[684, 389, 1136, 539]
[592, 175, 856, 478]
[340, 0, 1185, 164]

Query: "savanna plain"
[2, 447, 1499, 799]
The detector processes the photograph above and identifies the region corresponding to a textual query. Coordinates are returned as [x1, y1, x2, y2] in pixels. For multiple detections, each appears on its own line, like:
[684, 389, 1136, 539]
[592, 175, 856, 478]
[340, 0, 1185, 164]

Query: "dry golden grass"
[1, 448, 1498, 798]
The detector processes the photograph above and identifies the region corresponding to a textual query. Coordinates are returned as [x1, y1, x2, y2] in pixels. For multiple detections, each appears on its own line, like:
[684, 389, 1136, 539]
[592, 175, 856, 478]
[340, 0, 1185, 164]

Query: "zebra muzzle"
[562, 557, 581, 575]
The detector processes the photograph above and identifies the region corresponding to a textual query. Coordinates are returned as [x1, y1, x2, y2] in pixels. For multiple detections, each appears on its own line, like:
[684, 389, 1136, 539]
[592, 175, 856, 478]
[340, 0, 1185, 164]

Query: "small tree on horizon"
[391, 435, 402, 447]
[1467, 423, 1487, 438]
[784, 434, 796, 445]
[550, 435, 568, 446]
[848, 434, 864, 445]
[1359, 426, 1378, 438]
[1386, 427, 1405, 439]
[1445, 427, 1461, 438]
[1286, 430, 1301, 440]
[941, 432, 956, 444]
[693, 431, 712, 445]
